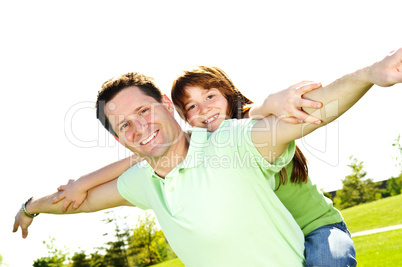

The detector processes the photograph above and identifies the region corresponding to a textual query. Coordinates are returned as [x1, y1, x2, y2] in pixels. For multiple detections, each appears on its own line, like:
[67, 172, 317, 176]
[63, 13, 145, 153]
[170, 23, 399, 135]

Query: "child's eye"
[187, 104, 196, 111]
[207, 95, 214, 100]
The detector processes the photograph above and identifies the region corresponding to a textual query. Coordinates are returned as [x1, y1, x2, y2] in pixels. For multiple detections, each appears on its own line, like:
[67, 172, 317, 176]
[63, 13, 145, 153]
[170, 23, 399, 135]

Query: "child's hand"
[52, 179, 88, 213]
[264, 81, 323, 124]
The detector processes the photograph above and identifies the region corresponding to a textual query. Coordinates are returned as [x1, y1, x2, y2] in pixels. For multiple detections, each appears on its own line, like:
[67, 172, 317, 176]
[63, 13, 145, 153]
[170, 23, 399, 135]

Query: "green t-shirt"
[118, 119, 305, 266]
[274, 161, 344, 235]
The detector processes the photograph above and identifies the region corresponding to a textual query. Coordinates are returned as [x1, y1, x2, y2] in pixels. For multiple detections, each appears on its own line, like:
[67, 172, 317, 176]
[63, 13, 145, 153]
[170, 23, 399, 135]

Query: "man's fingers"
[21, 228, 28, 239]
[13, 218, 29, 238]
[12, 219, 19, 233]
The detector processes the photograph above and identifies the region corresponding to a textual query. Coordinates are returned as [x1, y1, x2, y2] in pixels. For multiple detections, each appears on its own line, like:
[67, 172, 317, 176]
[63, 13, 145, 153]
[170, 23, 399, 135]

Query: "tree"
[386, 175, 402, 196]
[33, 237, 68, 267]
[128, 213, 173, 267]
[393, 135, 402, 173]
[336, 156, 379, 209]
[87, 252, 105, 267]
[100, 210, 130, 267]
[71, 251, 90, 267]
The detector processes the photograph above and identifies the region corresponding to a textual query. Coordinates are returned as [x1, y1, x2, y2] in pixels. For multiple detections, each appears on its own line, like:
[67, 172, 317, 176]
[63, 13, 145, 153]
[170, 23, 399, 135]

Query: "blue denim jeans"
[304, 221, 357, 267]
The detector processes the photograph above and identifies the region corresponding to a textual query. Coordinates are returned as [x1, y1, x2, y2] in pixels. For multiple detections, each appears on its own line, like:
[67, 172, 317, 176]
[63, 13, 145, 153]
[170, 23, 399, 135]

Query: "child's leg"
[304, 221, 356, 267]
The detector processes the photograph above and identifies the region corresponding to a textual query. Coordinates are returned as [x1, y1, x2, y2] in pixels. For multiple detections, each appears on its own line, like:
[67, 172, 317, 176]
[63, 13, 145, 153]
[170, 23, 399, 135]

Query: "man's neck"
[149, 132, 191, 178]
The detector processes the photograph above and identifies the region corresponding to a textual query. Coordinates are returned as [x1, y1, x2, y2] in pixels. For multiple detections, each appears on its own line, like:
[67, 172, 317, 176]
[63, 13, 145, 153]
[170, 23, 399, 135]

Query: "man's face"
[105, 86, 182, 159]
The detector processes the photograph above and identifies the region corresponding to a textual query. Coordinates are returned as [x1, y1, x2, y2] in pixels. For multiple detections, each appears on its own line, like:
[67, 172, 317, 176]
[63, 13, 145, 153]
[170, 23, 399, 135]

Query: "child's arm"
[52, 154, 142, 212]
[248, 81, 323, 123]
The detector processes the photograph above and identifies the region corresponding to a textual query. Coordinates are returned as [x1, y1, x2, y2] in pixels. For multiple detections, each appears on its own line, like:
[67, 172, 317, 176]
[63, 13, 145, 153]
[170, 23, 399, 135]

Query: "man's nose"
[127, 116, 148, 142]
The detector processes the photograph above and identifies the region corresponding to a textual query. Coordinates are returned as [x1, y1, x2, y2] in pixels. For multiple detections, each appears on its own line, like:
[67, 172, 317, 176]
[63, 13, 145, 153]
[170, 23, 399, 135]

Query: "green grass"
[151, 258, 184, 267]
[353, 228, 402, 266]
[341, 194, 402, 233]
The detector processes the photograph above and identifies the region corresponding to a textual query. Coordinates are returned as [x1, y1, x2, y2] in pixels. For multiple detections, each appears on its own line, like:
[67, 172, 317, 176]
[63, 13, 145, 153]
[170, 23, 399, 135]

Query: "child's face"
[183, 86, 229, 132]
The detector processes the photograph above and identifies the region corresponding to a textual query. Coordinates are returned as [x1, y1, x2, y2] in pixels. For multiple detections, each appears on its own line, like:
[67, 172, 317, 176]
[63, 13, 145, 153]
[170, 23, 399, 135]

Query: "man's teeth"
[140, 131, 157, 145]
[204, 114, 218, 124]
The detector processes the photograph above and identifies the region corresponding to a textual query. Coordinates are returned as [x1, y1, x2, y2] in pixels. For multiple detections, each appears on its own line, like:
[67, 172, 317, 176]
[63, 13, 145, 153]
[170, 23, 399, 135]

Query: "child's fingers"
[297, 82, 322, 94]
[298, 99, 323, 109]
[281, 117, 303, 124]
[292, 109, 321, 125]
[291, 80, 316, 89]
[52, 191, 66, 204]
[62, 200, 72, 213]
[72, 201, 82, 210]
[57, 185, 66, 191]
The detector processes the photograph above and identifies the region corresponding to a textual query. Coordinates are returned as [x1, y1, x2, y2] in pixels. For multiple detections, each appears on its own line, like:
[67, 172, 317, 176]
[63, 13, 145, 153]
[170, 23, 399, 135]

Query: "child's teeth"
[204, 114, 218, 123]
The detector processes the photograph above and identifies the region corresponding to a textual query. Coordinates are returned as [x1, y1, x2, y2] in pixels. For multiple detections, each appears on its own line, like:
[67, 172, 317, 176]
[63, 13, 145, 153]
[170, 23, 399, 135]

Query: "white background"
[1, 1, 401, 266]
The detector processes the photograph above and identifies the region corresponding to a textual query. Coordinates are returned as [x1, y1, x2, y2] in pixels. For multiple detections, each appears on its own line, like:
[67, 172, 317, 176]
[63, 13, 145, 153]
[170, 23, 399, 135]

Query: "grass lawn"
[353, 228, 402, 266]
[151, 258, 184, 267]
[341, 194, 402, 233]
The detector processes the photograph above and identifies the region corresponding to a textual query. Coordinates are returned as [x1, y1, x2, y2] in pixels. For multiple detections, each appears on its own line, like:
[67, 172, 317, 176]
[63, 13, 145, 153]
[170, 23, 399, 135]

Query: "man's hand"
[368, 48, 402, 87]
[13, 207, 34, 239]
[52, 179, 88, 213]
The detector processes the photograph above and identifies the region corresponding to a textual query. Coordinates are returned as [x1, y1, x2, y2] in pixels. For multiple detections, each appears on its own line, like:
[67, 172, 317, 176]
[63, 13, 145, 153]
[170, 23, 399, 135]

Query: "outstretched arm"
[13, 179, 133, 238]
[250, 48, 402, 162]
[53, 154, 141, 212]
[252, 81, 323, 124]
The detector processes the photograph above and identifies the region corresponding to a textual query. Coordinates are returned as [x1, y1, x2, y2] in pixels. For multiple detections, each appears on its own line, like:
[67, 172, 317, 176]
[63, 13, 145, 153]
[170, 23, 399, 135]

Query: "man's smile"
[140, 130, 159, 145]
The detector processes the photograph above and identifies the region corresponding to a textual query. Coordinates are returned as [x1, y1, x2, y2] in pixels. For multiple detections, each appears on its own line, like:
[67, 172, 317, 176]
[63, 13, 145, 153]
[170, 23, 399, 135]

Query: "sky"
[1, 0, 402, 266]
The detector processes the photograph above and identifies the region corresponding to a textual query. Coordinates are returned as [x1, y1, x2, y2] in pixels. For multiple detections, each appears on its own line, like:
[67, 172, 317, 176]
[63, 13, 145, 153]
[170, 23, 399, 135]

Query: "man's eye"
[140, 108, 149, 114]
[120, 122, 129, 131]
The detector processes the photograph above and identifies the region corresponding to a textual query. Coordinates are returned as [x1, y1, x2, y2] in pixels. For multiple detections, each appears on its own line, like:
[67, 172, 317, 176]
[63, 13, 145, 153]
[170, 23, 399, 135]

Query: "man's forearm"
[301, 46, 402, 128]
[252, 61, 381, 161]
[26, 179, 132, 215]
[26, 192, 83, 215]
[14, 179, 133, 238]
[302, 66, 373, 124]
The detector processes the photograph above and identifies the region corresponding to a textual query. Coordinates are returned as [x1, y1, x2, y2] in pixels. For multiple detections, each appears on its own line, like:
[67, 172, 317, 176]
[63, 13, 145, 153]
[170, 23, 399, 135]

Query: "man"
[14, 48, 402, 266]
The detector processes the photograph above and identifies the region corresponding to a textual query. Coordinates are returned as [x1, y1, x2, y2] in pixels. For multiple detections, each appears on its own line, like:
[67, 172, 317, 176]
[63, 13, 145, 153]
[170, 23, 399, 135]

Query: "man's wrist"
[21, 197, 39, 218]
[351, 66, 374, 87]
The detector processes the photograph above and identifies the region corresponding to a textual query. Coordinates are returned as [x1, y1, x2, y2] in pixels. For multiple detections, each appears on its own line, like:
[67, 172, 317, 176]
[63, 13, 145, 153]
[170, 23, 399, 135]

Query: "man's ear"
[114, 135, 123, 145]
[161, 94, 175, 115]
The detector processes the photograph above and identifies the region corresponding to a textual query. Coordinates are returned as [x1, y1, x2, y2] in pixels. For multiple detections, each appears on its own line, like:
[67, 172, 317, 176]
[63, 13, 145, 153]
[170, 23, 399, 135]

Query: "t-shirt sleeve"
[217, 119, 296, 173]
[117, 161, 152, 210]
[245, 119, 295, 172]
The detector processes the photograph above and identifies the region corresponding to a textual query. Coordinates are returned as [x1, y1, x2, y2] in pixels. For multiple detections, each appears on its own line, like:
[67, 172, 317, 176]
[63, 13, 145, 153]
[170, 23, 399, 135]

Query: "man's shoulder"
[119, 160, 151, 180]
